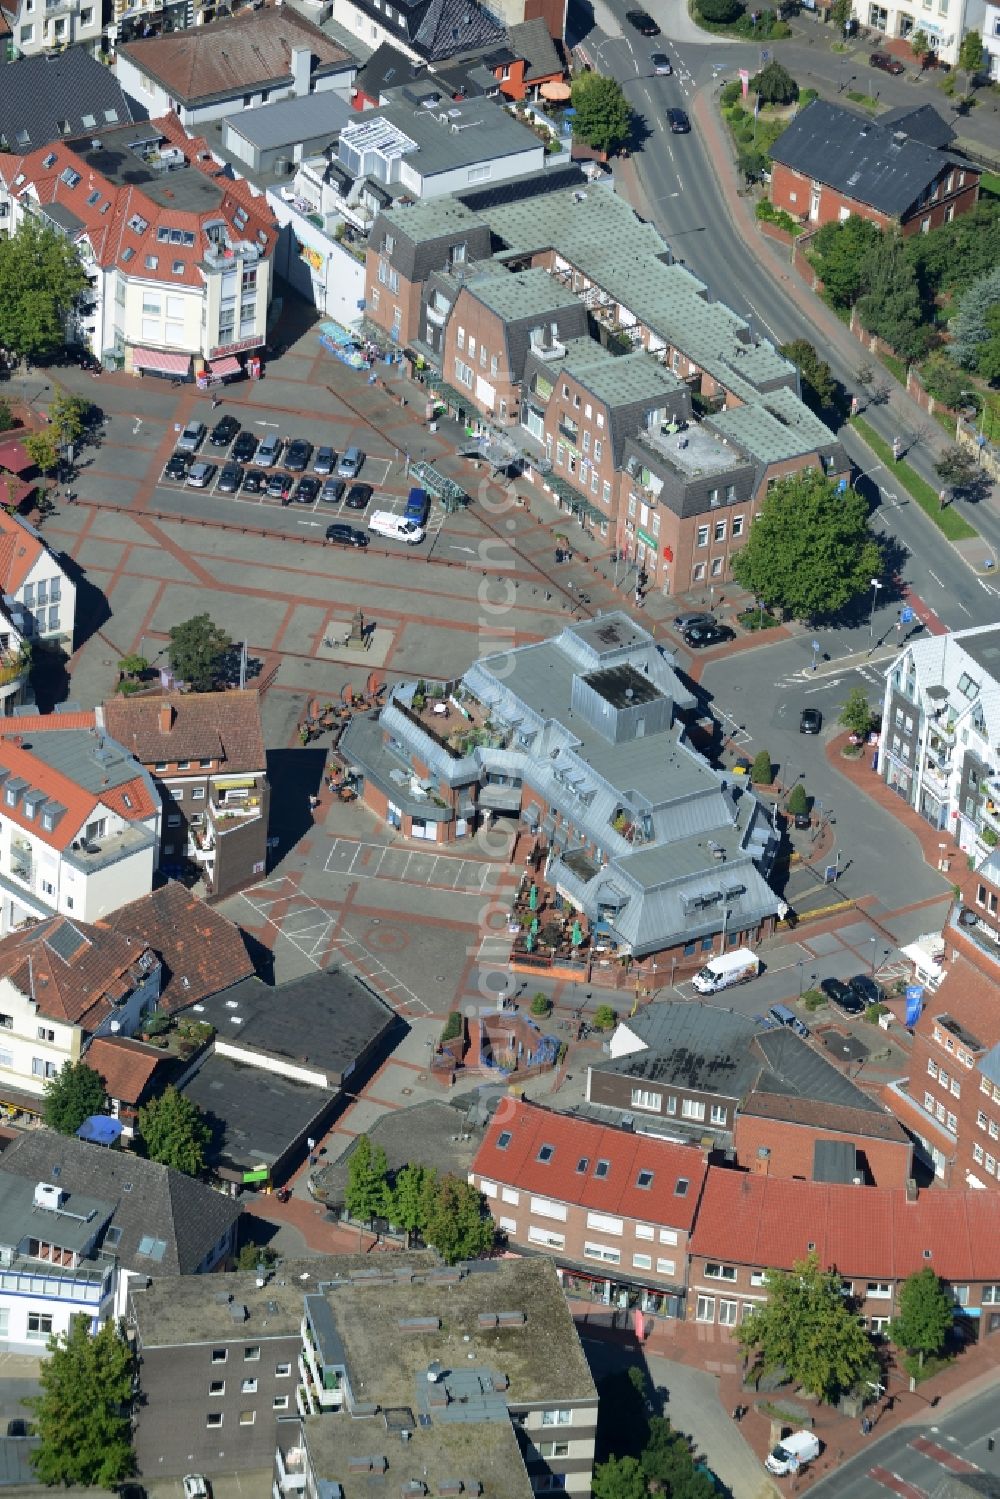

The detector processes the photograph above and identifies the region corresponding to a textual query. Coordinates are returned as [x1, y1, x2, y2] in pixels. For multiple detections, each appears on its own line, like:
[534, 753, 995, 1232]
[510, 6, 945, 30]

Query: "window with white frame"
[719, 1300, 739, 1327]
[659, 1228, 678, 1245]
[501, 1186, 519, 1205]
[530, 1196, 567, 1221]
[584, 1241, 621, 1265]
[635, 1224, 654, 1241]
[705, 1263, 737, 1282]
[527, 1225, 564, 1250]
[633, 1253, 652, 1270]
[866, 1283, 892, 1299]
[587, 1212, 624, 1235]
[631, 1087, 661, 1112]
[695, 1296, 715, 1323]
[541, 1409, 572, 1426]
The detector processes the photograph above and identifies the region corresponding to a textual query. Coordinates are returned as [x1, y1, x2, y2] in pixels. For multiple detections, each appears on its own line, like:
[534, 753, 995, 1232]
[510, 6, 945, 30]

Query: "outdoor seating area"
[508, 869, 591, 969]
[298, 674, 386, 745]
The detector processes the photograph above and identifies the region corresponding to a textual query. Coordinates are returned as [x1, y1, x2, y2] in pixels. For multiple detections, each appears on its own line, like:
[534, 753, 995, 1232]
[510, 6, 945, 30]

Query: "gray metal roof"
[466, 264, 581, 321]
[769, 99, 965, 219]
[226, 90, 354, 152]
[551, 337, 684, 410]
[0, 1172, 112, 1255]
[0, 49, 136, 158]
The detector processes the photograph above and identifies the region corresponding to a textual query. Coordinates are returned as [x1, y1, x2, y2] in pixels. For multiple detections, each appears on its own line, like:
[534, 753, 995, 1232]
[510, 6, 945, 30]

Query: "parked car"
[793, 809, 811, 830]
[257, 433, 283, 467]
[404, 486, 430, 526]
[217, 462, 243, 494]
[183, 1478, 210, 1499]
[651, 52, 673, 73]
[849, 973, 884, 1008]
[164, 452, 190, 481]
[185, 461, 216, 489]
[345, 482, 373, 511]
[294, 476, 320, 504]
[799, 707, 823, 735]
[266, 472, 293, 502]
[320, 478, 346, 505]
[820, 977, 864, 1015]
[337, 445, 365, 479]
[209, 414, 240, 447]
[667, 108, 691, 133]
[684, 623, 733, 648]
[870, 50, 905, 73]
[673, 610, 715, 632]
[326, 522, 369, 548]
[232, 430, 258, 464]
[176, 420, 205, 453]
[627, 8, 659, 33]
[285, 438, 313, 472]
[313, 445, 337, 475]
[242, 468, 265, 494]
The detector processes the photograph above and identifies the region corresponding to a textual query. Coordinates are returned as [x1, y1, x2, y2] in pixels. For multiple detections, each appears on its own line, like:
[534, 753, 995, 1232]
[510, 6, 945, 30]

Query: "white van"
[691, 946, 760, 995]
[765, 1431, 820, 1476]
[368, 510, 424, 545]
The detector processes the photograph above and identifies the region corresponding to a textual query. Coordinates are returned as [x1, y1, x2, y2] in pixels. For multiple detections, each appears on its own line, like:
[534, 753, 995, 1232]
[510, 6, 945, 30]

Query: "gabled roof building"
[0, 50, 137, 152]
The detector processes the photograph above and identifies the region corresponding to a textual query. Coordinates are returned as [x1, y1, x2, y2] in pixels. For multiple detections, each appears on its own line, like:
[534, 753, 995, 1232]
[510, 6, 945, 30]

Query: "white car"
[183, 1476, 210, 1499]
[186, 461, 216, 489]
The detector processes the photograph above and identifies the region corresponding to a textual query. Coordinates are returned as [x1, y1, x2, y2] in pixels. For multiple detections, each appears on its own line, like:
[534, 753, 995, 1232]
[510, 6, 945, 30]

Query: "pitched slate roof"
[86, 1035, 165, 1105]
[507, 18, 563, 82]
[406, 0, 506, 62]
[117, 7, 352, 106]
[473, 1099, 707, 1228]
[0, 916, 157, 1030]
[0, 1129, 241, 1275]
[0, 49, 136, 157]
[353, 41, 422, 102]
[689, 1167, 1000, 1283]
[877, 102, 954, 150]
[106, 881, 254, 1015]
[101, 690, 266, 772]
[768, 99, 967, 219]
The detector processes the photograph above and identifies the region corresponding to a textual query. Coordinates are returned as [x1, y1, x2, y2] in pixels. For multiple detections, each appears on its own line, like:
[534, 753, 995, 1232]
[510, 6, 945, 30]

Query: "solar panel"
[46, 922, 88, 963]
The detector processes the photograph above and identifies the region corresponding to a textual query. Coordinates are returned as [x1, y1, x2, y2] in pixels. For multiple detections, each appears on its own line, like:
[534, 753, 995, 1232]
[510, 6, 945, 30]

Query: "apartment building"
[0, 116, 275, 379]
[845, 0, 980, 66]
[0, 718, 159, 936]
[0, 510, 76, 648]
[471, 1100, 706, 1320]
[4, 0, 102, 58]
[101, 691, 269, 898]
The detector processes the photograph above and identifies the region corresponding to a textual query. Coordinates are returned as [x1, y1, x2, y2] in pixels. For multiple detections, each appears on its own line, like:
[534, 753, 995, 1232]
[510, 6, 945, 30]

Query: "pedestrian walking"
[211, 395, 221, 410]
[860, 1416, 872, 1436]
[892, 436, 902, 462]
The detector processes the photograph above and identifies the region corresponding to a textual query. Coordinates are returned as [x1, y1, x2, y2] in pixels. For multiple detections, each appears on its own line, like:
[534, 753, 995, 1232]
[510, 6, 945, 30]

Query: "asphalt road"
[569, 0, 1000, 635]
[809, 1381, 1000, 1499]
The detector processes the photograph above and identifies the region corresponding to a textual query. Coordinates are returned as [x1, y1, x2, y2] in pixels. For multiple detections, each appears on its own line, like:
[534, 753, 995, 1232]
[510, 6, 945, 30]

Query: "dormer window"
[594, 1159, 610, 1179]
[537, 1143, 554, 1163]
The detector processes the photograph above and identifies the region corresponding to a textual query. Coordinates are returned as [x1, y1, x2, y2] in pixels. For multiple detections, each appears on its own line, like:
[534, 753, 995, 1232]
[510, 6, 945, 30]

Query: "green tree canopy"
[857, 231, 931, 363]
[909, 28, 931, 58]
[830, 0, 851, 27]
[780, 339, 836, 414]
[642, 1417, 718, 1499]
[810, 217, 884, 309]
[935, 443, 980, 493]
[735, 1251, 878, 1402]
[570, 72, 632, 154]
[0, 218, 89, 364]
[592, 1456, 647, 1499]
[919, 351, 972, 411]
[952, 268, 1000, 380]
[344, 1134, 393, 1223]
[236, 1243, 279, 1272]
[958, 31, 983, 78]
[137, 1086, 211, 1176]
[891, 1267, 954, 1366]
[787, 782, 809, 816]
[48, 391, 91, 450]
[167, 612, 232, 692]
[27, 1316, 134, 1486]
[907, 202, 1000, 302]
[390, 1161, 431, 1235]
[751, 60, 798, 103]
[751, 749, 773, 786]
[42, 1060, 107, 1135]
[24, 429, 59, 476]
[422, 1174, 494, 1265]
[697, 0, 744, 20]
[839, 687, 874, 738]
[730, 470, 882, 621]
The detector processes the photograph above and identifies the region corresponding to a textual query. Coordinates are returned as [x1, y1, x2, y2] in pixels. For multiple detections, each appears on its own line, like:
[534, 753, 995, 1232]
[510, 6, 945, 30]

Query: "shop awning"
[208, 355, 241, 378]
[133, 347, 191, 376]
[215, 776, 258, 790]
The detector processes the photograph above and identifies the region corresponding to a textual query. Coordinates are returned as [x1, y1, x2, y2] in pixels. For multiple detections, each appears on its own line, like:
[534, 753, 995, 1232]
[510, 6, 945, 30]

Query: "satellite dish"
[110, 1020, 121, 1032]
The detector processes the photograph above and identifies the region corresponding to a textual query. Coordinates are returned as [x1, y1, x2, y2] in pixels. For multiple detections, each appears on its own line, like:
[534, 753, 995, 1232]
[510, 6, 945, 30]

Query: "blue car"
[404, 486, 430, 527]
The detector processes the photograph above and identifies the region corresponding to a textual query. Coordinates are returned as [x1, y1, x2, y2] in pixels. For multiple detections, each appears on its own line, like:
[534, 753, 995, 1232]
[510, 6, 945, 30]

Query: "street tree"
[952, 267, 1000, 374]
[167, 612, 231, 691]
[0, 398, 14, 433]
[592, 1456, 647, 1499]
[391, 1162, 433, 1240]
[735, 1251, 878, 1403]
[751, 749, 773, 786]
[909, 28, 931, 61]
[934, 444, 980, 495]
[24, 429, 60, 476]
[344, 1135, 392, 1223]
[28, 1315, 134, 1487]
[810, 217, 883, 309]
[570, 72, 632, 155]
[422, 1174, 494, 1265]
[780, 338, 836, 413]
[236, 1243, 279, 1272]
[42, 1060, 106, 1135]
[137, 1086, 211, 1176]
[839, 687, 874, 739]
[891, 1267, 954, 1369]
[0, 218, 88, 364]
[830, 0, 851, 28]
[730, 469, 882, 620]
[958, 31, 983, 86]
[750, 61, 798, 103]
[48, 390, 91, 450]
[642, 1418, 718, 1499]
[787, 782, 809, 817]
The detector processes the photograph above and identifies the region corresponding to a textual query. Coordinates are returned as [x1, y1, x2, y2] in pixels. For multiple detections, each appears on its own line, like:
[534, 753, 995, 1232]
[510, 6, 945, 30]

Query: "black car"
[266, 472, 293, 502]
[799, 707, 823, 735]
[285, 438, 313, 472]
[232, 430, 258, 464]
[793, 810, 811, 830]
[320, 479, 346, 505]
[294, 476, 320, 504]
[326, 523, 369, 548]
[684, 623, 733, 648]
[848, 973, 884, 1008]
[217, 462, 243, 494]
[820, 977, 864, 1015]
[242, 468, 266, 494]
[673, 610, 715, 632]
[164, 452, 190, 481]
[209, 414, 240, 447]
[345, 482, 373, 511]
[668, 108, 691, 133]
[627, 8, 660, 33]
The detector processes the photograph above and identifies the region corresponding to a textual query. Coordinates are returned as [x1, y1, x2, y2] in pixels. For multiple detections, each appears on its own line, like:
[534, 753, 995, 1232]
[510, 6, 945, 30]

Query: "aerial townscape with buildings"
[0, 0, 999, 1493]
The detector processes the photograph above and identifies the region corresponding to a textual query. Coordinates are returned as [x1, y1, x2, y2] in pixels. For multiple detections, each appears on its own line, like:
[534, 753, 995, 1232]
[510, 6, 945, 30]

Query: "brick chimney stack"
[159, 702, 175, 736]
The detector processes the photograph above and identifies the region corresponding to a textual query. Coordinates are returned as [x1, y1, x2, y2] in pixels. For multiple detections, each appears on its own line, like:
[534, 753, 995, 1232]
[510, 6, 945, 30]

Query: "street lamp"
[870, 936, 877, 975]
[868, 578, 883, 641]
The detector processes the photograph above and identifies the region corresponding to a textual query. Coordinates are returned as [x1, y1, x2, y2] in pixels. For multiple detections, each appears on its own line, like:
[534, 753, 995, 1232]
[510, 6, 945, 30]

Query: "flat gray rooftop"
[640, 420, 741, 477]
[226, 90, 353, 151]
[311, 1099, 481, 1207]
[179, 1052, 335, 1172]
[18, 727, 147, 795]
[0, 1173, 111, 1254]
[958, 625, 1000, 682]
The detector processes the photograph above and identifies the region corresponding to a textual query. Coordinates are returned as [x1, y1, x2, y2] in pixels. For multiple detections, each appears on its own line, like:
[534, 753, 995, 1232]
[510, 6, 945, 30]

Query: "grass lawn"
[981, 170, 1000, 199]
[881, 351, 906, 384]
[851, 417, 979, 541]
[845, 90, 880, 111]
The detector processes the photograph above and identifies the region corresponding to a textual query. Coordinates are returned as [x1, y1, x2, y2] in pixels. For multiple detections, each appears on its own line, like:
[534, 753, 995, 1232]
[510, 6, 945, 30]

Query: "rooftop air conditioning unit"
[34, 1182, 64, 1211]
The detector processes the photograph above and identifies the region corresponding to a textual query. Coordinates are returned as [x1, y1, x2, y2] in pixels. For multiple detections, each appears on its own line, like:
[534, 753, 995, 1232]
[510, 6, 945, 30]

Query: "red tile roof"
[0, 509, 48, 593]
[740, 1091, 909, 1142]
[0, 731, 156, 852]
[911, 952, 1000, 1053]
[690, 1167, 1000, 1283]
[0, 916, 157, 1030]
[473, 1100, 707, 1229]
[105, 881, 254, 1014]
[85, 1036, 165, 1105]
[0, 440, 33, 477]
[101, 690, 266, 772]
[0, 713, 97, 734]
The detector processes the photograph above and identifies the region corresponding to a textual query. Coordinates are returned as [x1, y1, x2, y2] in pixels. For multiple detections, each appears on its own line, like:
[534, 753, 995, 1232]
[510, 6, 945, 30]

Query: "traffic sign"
[900, 607, 914, 624]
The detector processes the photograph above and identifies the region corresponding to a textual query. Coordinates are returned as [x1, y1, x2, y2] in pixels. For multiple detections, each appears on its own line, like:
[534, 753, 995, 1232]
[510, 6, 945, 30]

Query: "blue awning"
[76, 1115, 123, 1146]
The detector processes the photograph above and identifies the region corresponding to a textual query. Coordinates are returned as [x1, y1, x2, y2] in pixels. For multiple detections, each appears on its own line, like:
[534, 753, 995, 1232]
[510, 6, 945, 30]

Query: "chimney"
[158, 703, 175, 736]
[290, 45, 311, 97]
[752, 1147, 770, 1177]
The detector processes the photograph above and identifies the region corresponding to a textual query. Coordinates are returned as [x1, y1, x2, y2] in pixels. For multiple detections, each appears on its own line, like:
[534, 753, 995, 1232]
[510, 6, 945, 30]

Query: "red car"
[870, 51, 905, 74]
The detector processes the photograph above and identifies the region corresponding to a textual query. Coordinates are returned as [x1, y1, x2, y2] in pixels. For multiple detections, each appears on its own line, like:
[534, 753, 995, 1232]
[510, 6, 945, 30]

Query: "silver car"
[186, 461, 216, 489]
[176, 420, 206, 453]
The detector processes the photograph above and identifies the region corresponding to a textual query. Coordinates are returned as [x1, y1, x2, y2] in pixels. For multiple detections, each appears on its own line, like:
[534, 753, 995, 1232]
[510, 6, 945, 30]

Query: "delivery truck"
[691, 946, 760, 995]
[765, 1430, 820, 1476]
